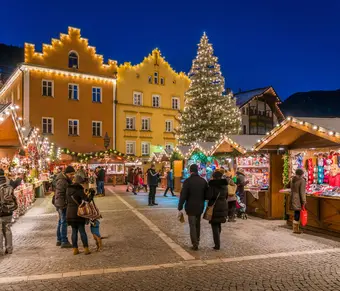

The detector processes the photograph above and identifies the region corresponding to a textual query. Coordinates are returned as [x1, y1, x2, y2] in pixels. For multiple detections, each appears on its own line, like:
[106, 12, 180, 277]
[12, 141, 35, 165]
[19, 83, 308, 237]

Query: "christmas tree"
[178, 33, 241, 145]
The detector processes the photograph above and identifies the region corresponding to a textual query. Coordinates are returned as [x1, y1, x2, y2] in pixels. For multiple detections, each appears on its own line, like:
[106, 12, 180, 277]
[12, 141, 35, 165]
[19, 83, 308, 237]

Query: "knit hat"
[189, 164, 198, 173]
[65, 166, 75, 174]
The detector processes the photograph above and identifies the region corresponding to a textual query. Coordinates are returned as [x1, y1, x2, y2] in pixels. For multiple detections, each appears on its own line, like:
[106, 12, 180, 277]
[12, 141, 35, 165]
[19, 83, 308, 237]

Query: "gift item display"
[12, 184, 35, 220]
[236, 154, 270, 190]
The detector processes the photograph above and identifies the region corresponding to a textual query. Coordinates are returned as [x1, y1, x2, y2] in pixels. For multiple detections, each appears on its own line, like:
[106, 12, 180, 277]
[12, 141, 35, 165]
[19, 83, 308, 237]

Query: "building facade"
[116, 49, 190, 157]
[0, 27, 117, 153]
[235, 86, 285, 135]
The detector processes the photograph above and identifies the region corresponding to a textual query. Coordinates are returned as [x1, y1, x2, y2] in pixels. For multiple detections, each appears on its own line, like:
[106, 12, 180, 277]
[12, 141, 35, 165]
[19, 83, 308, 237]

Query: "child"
[90, 219, 102, 251]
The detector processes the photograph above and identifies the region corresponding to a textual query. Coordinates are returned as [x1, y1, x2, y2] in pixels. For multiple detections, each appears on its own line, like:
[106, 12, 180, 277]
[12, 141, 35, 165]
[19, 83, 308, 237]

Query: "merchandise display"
[13, 184, 35, 220]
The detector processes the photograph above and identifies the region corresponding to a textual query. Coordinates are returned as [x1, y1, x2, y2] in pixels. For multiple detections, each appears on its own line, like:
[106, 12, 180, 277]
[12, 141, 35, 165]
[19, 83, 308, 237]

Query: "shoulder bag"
[71, 192, 101, 220]
[203, 192, 220, 221]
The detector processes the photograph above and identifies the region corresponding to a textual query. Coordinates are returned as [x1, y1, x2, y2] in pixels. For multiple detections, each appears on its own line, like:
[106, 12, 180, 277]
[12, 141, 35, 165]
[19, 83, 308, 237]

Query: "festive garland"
[61, 148, 135, 162]
[282, 153, 290, 220]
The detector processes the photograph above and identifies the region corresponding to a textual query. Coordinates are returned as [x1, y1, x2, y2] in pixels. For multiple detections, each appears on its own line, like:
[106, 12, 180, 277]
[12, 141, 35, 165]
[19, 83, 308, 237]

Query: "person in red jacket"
[132, 169, 140, 195]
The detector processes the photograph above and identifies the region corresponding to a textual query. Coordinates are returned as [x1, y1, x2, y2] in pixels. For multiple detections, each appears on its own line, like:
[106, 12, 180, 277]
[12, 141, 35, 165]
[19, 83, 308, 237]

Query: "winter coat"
[66, 184, 92, 224]
[225, 178, 237, 202]
[97, 169, 105, 182]
[54, 173, 72, 210]
[236, 172, 247, 196]
[207, 179, 228, 223]
[178, 173, 208, 216]
[0, 181, 17, 217]
[288, 176, 307, 211]
[167, 171, 174, 188]
[147, 169, 159, 186]
[127, 170, 134, 183]
[133, 173, 140, 186]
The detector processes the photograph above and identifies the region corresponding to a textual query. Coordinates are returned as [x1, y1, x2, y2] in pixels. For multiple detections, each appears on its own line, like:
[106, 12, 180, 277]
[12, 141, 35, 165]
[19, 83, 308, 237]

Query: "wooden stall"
[254, 117, 340, 233]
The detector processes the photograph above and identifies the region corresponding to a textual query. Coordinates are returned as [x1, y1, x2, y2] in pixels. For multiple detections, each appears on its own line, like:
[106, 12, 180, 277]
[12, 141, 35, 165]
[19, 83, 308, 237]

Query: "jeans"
[57, 208, 68, 243]
[188, 215, 201, 247]
[294, 210, 300, 221]
[228, 200, 236, 218]
[97, 181, 104, 194]
[149, 185, 157, 204]
[0, 216, 13, 254]
[71, 222, 89, 248]
[211, 222, 221, 248]
[164, 187, 174, 196]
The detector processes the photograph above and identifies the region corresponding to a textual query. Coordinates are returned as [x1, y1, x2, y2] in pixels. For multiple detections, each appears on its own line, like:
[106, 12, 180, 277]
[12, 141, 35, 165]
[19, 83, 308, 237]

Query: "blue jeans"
[71, 223, 88, 248]
[57, 208, 68, 243]
[97, 181, 104, 194]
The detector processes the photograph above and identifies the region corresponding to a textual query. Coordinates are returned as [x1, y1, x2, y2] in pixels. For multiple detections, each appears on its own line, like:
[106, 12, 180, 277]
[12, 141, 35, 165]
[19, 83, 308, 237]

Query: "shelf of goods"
[13, 183, 35, 220]
[282, 148, 340, 234]
[88, 163, 125, 185]
[236, 154, 284, 219]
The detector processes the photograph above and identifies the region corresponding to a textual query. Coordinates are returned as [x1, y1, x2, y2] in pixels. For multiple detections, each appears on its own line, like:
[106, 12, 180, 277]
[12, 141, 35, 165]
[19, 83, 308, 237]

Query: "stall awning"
[254, 117, 340, 150]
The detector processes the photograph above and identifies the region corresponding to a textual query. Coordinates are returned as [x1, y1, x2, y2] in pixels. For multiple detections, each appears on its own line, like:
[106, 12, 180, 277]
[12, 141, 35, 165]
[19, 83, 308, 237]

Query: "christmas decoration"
[60, 148, 135, 162]
[178, 33, 241, 144]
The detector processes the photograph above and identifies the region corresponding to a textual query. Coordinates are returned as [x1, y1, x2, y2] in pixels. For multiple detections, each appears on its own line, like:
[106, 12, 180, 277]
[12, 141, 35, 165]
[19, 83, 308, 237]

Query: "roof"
[227, 135, 265, 151]
[235, 87, 272, 107]
[293, 117, 340, 134]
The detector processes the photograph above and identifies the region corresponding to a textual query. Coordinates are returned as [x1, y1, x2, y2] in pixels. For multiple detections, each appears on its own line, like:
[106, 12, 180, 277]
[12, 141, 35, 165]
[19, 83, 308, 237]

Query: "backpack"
[0, 184, 18, 215]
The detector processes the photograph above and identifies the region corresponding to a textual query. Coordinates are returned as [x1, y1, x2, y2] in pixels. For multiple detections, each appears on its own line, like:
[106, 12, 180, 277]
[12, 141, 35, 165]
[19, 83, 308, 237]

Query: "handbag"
[300, 205, 308, 226]
[71, 195, 101, 220]
[203, 192, 220, 221]
[228, 184, 237, 197]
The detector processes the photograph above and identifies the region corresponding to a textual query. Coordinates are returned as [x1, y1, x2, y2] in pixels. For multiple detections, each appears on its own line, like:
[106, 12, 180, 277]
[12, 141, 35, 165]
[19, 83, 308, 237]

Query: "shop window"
[172, 97, 180, 110]
[154, 72, 159, 84]
[133, 91, 143, 105]
[126, 117, 135, 130]
[165, 120, 173, 132]
[92, 87, 102, 103]
[42, 117, 54, 134]
[141, 142, 150, 156]
[68, 84, 79, 100]
[126, 142, 135, 155]
[92, 121, 102, 137]
[42, 80, 54, 97]
[68, 119, 79, 136]
[152, 95, 160, 108]
[68, 51, 79, 69]
[141, 117, 150, 131]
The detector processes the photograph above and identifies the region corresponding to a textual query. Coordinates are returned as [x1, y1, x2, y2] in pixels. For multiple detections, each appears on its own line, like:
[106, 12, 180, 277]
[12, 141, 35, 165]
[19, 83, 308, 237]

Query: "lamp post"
[103, 132, 111, 150]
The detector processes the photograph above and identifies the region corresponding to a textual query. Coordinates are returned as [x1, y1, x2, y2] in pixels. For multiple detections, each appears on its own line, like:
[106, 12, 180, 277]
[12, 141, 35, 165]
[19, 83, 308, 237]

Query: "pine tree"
[178, 33, 241, 145]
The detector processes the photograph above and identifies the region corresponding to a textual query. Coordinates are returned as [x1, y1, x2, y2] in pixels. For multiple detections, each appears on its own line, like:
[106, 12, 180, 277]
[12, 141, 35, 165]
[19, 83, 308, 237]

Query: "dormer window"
[154, 72, 159, 84]
[68, 51, 79, 69]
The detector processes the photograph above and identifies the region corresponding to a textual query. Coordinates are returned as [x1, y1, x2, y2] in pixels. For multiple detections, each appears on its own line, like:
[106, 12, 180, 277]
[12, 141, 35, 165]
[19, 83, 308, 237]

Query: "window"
[242, 107, 246, 115]
[42, 80, 53, 97]
[42, 117, 54, 134]
[68, 84, 79, 100]
[152, 95, 160, 108]
[154, 72, 158, 84]
[68, 119, 79, 135]
[172, 97, 180, 110]
[165, 143, 174, 151]
[148, 76, 152, 84]
[126, 117, 135, 130]
[141, 117, 150, 131]
[133, 91, 142, 106]
[92, 87, 102, 103]
[160, 77, 165, 85]
[243, 125, 247, 134]
[141, 142, 150, 156]
[92, 121, 102, 137]
[165, 120, 173, 132]
[126, 142, 135, 155]
[68, 51, 79, 69]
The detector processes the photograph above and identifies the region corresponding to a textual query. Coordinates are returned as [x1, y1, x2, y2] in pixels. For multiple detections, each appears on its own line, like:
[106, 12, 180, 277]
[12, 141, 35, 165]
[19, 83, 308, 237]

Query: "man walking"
[96, 166, 106, 196]
[147, 164, 159, 206]
[164, 169, 175, 197]
[53, 166, 75, 248]
[178, 164, 208, 250]
[0, 169, 17, 255]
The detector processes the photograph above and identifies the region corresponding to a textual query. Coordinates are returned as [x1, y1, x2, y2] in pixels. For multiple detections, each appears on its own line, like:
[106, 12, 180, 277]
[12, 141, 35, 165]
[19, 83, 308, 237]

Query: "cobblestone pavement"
[1, 185, 340, 290]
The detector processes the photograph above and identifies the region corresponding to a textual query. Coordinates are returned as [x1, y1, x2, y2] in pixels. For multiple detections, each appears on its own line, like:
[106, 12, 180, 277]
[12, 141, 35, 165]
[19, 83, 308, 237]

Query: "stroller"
[236, 195, 247, 219]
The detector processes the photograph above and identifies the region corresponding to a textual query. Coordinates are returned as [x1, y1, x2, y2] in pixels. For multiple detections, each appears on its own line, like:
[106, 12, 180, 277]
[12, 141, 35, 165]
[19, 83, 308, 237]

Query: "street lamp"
[103, 132, 111, 150]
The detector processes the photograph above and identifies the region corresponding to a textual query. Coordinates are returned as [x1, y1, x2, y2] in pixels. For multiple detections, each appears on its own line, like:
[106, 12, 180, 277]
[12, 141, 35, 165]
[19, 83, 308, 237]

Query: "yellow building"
[0, 27, 117, 153]
[116, 49, 190, 157]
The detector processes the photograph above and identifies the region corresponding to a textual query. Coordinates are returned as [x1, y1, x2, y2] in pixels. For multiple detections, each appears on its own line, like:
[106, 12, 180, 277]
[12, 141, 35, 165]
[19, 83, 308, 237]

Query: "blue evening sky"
[2, 0, 340, 99]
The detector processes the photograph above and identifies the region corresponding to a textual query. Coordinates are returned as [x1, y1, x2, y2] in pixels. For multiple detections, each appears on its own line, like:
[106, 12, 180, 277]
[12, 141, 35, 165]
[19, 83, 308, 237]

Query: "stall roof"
[254, 117, 340, 151]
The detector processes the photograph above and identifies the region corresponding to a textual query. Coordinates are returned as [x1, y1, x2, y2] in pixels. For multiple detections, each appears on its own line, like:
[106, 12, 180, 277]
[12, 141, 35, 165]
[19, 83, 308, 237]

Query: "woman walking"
[207, 170, 228, 250]
[66, 175, 93, 255]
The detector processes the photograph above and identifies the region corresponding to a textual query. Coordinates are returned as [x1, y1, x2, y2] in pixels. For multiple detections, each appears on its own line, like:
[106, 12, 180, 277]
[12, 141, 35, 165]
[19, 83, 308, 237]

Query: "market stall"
[254, 117, 340, 233]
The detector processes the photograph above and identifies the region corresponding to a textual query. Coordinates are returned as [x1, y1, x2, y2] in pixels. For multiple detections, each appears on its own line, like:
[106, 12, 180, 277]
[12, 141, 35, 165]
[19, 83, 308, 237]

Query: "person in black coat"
[66, 175, 94, 255]
[147, 164, 159, 206]
[178, 164, 208, 250]
[207, 170, 229, 250]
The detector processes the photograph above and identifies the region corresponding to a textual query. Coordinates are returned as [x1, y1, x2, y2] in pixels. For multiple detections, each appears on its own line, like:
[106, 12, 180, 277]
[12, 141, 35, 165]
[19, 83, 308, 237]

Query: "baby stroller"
[236, 195, 247, 219]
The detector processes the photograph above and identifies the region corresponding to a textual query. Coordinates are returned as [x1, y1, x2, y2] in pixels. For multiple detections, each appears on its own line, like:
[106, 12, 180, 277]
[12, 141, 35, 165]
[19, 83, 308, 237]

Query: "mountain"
[280, 90, 340, 117]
